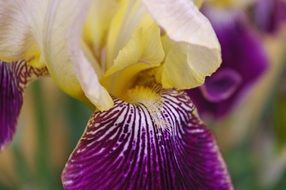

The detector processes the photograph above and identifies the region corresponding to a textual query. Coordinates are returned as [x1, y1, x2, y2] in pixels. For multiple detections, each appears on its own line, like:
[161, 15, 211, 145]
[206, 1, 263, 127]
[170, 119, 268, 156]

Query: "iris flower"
[188, 6, 268, 119]
[0, 0, 233, 189]
[253, 0, 286, 34]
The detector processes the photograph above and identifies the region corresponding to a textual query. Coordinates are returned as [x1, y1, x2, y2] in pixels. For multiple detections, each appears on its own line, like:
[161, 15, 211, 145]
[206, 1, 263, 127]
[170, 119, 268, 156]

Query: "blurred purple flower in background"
[253, 0, 286, 34]
[188, 7, 269, 119]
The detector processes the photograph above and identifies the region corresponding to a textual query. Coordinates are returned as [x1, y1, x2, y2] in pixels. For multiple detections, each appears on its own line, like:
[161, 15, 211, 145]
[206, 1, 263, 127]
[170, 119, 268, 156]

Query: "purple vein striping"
[0, 60, 48, 149]
[62, 89, 233, 190]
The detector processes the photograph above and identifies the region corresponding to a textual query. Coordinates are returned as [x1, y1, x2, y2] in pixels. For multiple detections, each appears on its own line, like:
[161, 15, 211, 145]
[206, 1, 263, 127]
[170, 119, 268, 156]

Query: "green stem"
[32, 81, 52, 189]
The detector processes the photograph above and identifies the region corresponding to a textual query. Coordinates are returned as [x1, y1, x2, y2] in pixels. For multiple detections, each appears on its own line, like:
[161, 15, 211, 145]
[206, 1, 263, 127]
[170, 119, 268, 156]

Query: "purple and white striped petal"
[62, 89, 233, 190]
[0, 60, 48, 149]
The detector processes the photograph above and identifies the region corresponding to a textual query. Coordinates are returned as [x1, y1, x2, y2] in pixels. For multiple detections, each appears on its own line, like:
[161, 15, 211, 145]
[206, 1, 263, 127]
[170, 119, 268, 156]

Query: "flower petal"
[155, 37, 221, 89]
[43, 0, 113, 110]
[0, 0, 49, 67]
[0, 0, 110, 110]
[208, 0, 254, 9]
[102, 22, 165, 97]
[254, 0, 286, 34]
[0, 60, 48, 149]
[105, 0, 151, 69]
[62, 88, 233, 190]
[143, 0, 220, 49]
[188, 8, 269, 119]
[83, 0, 118, 52]
[200, 68, 242, 102]
[142, 0, 222, 89]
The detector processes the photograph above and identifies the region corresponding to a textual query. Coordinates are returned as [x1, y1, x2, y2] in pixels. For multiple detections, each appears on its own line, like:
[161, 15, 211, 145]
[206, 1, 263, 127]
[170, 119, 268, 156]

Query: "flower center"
[124, 86, 160, 105]
[123, 85, 174, 130]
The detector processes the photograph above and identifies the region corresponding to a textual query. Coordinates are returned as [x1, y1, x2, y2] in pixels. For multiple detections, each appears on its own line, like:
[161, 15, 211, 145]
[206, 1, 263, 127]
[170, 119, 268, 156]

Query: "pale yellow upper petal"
[156, 36, 221, 89]
[143, 0, 222, 88]
[208, 0, 255, 9]
[83, 0, 118, 66]
[0, 0, 89, 104]
[43, 0, 113, 110]
[194, 0, 204, 8]
[0, 0, 48, 67]
[102, 20, 165, 97]
[143, 0, 220, 49]
[106, 0, 150, 69]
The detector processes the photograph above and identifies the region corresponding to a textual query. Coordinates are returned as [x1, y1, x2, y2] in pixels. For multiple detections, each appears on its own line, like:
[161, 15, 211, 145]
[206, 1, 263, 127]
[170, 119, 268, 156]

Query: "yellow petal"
[102, 21, 165, 97]
[83, 0, 118, 62]
[208, 0, 254, 9]
[43, 0, 113, 110]
[156, 36, 221, 89]
[194, 0, 204, 7]
[0, 0, 92, 106]
[0, 0, 113, 110]
[0, 0, 48, 67]
[143, 0, 222, 88]
[105, 0, 149, 69]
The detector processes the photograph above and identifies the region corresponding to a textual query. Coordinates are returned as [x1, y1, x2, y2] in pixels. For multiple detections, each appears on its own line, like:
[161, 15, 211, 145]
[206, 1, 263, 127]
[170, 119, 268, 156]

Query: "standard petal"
[0, 0, 49, 67]
[0, 60, 47, 149]
[83, 0, 118, 52]
[142, 0, 221, 89]
[143, 0, 220, 49]
[62, 88, 232, 190]
[155, 37, 221, 89]
[207, 0, 254, 9]
[105, 0, 152, 69]
[43, 0, 113, 111]
[102, 22, 164, 97]
[0, 0, 109, 109]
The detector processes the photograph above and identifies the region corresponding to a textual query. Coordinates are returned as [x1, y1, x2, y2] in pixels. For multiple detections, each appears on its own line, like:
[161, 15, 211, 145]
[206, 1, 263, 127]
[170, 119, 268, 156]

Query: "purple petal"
[0, 60, 48, 149]
[200, 68, 242, 102]
[188, 9, 269, 119]
[254, 0, 286, 34]
[62, 89, 232, 190]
